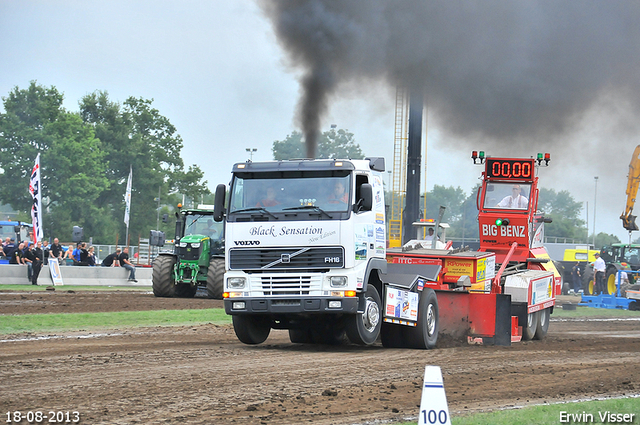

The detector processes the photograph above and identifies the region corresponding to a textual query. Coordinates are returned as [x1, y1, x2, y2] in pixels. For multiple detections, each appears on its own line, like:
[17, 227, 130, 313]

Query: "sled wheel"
[345, 285, 382, 345]
[233, 315, 271, 345]
[522, 310, 538, 341]
[534, 308, 550, 340]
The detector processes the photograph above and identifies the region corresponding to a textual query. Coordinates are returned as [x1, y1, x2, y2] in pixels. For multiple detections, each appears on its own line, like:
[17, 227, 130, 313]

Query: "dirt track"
[1, 290, 640, 425]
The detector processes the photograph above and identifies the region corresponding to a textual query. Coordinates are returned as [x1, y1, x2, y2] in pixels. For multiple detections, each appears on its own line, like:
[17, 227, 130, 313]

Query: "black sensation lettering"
[486, 159, 533, 180]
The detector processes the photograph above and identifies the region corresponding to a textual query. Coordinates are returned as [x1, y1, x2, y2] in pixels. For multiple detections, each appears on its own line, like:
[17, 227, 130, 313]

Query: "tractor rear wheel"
[206, 258, 224, 299]
[582, 267, 595, 295]
[233, 315, 271, 345]
[152, 255, 176, 297]
[605, 269, 619, 295]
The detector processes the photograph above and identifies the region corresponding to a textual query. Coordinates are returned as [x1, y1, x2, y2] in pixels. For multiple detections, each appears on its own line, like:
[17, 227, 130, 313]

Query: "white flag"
[29, 153, 43, 244]
[124, 166, 132, 226]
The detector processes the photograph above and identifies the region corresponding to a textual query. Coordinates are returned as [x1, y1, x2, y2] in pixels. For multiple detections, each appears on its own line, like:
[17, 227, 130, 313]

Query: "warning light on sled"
[536, 153, 551, 166]
[472, 150, 485, 164]
[496, 218, 510, 226]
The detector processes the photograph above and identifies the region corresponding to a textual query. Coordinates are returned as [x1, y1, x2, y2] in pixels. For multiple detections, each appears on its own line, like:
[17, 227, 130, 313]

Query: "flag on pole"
[29, 153, 43, 244]
[124, 166, 132, 226]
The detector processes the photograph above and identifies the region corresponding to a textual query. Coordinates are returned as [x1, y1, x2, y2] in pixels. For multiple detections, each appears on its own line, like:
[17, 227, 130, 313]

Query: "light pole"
[246, 148, 257, 161]
[593, 176, 598, 247]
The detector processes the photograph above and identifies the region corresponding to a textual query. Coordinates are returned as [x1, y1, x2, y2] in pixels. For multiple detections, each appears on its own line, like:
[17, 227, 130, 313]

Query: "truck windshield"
[229, 174, 352, 214]
[185, 215, 223, 241]
[483, 182, 531, 210]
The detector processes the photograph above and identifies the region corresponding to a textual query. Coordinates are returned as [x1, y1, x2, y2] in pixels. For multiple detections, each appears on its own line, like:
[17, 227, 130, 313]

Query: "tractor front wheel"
[152, 255, 177, 297]
[206, 258, 224, 299]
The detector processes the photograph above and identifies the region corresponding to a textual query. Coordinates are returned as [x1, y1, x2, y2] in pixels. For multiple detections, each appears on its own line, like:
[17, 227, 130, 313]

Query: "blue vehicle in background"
[0, 221, 33, 263]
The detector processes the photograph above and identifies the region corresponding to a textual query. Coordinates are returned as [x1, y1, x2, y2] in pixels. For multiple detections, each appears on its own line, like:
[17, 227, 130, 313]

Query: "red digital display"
[485, 158, 534, 180]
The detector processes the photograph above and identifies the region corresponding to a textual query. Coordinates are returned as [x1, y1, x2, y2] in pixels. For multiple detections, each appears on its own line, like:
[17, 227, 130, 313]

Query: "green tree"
[79, 92, 210, 244]
[0, 82, 109, 240]
[272, 129, 364, 160]
[537, 188, 586, 241]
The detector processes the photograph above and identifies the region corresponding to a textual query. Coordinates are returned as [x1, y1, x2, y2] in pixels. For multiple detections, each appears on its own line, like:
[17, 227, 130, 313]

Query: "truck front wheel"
[345, 285, 382, 345]
[152, 255, 176, 297]
[233, 315, 271, 345]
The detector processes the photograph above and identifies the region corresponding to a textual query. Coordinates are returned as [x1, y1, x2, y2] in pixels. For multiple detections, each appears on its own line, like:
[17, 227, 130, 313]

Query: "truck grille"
[251, 275, 322, 296]
[229, 247, 344, 270]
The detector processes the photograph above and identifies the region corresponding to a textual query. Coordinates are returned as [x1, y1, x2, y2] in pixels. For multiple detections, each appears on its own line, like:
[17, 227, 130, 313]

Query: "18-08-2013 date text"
[5, 411, 80, 423]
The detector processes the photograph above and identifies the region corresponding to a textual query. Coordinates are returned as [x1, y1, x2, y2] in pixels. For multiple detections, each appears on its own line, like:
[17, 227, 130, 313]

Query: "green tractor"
[582, 243, 640, 295]
[152, 207, 225, 299]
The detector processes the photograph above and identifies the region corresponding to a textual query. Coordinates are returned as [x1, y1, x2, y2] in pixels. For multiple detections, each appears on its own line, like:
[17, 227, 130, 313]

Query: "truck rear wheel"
[534, 308, 550, 340]
[403, 288, 439, 349]
[522, 311, 538, 341]
[233, 315, 271, 345]
[152, 255, 176, 297]
[206, 258, 224, 299]
[345, 284, 382, 345]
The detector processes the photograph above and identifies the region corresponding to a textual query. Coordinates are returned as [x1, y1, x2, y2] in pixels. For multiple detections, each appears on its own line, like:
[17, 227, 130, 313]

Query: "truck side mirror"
[213, 184, 226, 222]
[357, 183, 373, 212]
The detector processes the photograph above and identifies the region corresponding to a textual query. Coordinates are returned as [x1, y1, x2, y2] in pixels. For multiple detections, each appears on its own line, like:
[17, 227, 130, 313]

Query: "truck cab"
[214, 157, 388, 345]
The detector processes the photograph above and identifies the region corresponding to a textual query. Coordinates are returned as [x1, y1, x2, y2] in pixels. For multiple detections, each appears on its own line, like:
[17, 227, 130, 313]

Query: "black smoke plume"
[260, 1, 640, 157]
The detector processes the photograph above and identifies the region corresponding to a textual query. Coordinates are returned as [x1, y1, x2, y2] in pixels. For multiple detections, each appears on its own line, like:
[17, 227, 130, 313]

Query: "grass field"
[395, 397, 640, 425]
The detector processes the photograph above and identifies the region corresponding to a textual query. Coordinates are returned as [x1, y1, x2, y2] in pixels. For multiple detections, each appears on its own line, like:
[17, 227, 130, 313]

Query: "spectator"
[72, 243, 82, 264]
[593, 252, 606, 295]
[101, 248, 121, 267]
[118, 247, 137, 282]
[23, 241, 34, 281]
[42, 239, 50, 262]
[571, 262, 582, 294]
[79, 242, 89, 265]
[4, 238, 16, 259]
[87, 246, 97, 266]
[50, 238, 64, 261]
[31, 241, 44, 285]
[0, 244, 5, 259]
[9, 242, 24, 265]
[62, 244, 75, 266]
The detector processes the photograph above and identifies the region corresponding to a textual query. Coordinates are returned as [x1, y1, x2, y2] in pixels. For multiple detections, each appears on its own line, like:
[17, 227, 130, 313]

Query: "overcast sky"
[1, 1, 638, 242]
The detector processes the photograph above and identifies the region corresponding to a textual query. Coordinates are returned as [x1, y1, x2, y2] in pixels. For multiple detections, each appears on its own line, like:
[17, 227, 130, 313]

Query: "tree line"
[1, 82, 621, 247]
[0, 82, 209, 244]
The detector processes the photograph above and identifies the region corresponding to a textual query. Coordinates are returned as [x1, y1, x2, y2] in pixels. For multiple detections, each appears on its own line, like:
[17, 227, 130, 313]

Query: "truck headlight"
[190, 242, 201, 248]
[330, 276, 348, 287]
[227, 277, 246, 289]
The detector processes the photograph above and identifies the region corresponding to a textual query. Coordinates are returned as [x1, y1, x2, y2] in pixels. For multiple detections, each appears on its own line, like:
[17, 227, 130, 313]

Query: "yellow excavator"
[621, 145, 640, 232]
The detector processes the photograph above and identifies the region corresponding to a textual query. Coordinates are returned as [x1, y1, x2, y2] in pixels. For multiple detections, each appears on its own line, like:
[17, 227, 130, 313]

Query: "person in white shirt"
[593, 252, 606, 295]
[497, 185, 529, 209]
